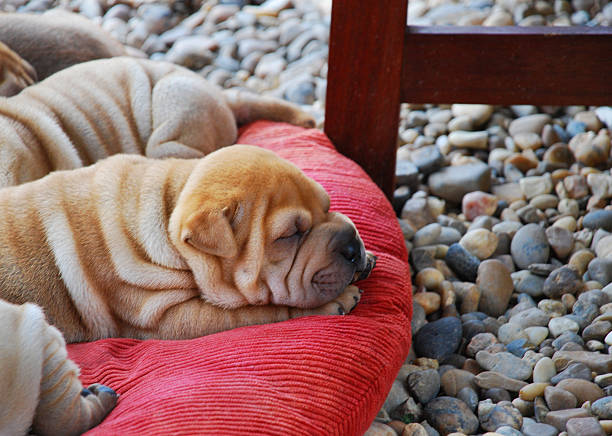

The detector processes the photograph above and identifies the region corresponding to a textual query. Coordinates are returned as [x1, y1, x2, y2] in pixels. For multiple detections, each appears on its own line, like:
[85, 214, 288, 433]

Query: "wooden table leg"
[325, 0, 408, 200]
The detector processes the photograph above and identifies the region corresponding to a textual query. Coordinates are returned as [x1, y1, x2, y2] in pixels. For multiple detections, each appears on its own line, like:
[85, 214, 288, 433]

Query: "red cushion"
[68, 121, 412, 436]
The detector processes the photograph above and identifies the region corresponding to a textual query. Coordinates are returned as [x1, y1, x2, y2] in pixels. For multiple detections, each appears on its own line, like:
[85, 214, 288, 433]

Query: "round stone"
[544, 385, 578, 411]
[519, 175, 553, 199]
[583, 210, 612, 232]
[545, 226, 574, 259]
[462, 191, 498, 221]
[413, 316, 462, 360]
[591, 396, 612, 419]
[414, 268, 445, 291]
[412, 223, 442, 247]
[448, 130, 488, 149]
[445, 243, 481, 282]
[498, 323, 528, 344]
[407, 369, 440, 404]
[508, 114, 552, 136]
[451, 104, 494, 125]
[542, 266, 584, 298]
[428, 164, 492, 203]
[519, 382, 549, 401]
[413, 292, 441, 315]
[424, 396, 479, 435]
[533, 356, 557, 383]
[513, 132, 542, 150]
[460, 229, 499, 260]
[440, 369, 477, 397]
[479, 401, 523, 432]
[511, 223, 550, 269]
[475, 351, 533, 381]
[525, 326, 549, 347]
[509, 308, 551, 328]
[548, 316, 580, 337]
[476, 260, 513, 317]
[556, 378, 605, 404]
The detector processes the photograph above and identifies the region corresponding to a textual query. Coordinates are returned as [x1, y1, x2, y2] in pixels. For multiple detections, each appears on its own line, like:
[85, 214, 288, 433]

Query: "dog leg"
[154, 285, 362, 339]
[223, 88, 316, 128]
[145, 70, 238, 159]
[0, 41, 37, 97]
[31, 322, 118, 436]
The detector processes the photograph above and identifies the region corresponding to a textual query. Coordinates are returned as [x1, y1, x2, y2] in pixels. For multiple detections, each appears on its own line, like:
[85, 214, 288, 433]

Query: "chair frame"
[324, 0, 612, 199]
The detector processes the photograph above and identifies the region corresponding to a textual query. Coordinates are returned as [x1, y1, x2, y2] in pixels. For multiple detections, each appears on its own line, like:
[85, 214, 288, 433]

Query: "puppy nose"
[340, 237, 362, 264]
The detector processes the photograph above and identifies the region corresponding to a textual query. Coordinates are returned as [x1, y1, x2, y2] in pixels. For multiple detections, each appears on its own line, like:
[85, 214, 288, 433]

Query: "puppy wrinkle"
[94, 158, 196, 289]
[39, 195, 116, 339]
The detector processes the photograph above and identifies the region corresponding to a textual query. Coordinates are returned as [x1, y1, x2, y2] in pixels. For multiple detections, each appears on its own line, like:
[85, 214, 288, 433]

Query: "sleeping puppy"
[0, 299, 118, 436]
[0, 56, 314, 188]
[0, 145, 375, 343]
[0, 10, 126, 96]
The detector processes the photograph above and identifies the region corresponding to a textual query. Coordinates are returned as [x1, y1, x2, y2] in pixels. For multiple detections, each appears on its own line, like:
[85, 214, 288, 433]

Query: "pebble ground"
[2, 0, 612, 435]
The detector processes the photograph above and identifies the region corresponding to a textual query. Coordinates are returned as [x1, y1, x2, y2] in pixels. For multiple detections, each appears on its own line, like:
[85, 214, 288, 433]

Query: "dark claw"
[338, 306, 345, 315]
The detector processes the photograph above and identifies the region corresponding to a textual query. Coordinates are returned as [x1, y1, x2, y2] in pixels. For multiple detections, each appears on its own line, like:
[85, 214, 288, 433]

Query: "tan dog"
[0, 146, 374, 343]
[0, 56, 314, 188]
[0, 299, 118, 436]
[0, 11, 126, 96]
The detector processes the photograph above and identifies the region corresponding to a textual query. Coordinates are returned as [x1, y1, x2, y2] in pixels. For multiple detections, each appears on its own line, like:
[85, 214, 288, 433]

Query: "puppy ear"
[181, 206, 238, 258]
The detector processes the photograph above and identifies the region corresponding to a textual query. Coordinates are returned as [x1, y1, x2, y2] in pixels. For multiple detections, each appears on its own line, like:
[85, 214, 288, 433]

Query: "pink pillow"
[68, 121, 412, 435]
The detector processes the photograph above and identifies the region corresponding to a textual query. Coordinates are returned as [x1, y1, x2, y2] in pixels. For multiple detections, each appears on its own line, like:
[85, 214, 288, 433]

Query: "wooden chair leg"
[325, 0, 408, 200]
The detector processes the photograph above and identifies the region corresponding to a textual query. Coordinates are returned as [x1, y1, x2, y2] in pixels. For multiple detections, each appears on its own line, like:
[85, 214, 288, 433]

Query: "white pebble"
[532, 356, 556, 383]
[548, 316, 580, 337]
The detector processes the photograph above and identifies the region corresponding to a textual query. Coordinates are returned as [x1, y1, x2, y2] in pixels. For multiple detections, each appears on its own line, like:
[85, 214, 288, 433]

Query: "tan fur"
[0, 11, 126, 92]
[0, 300, 118, 436]
[0, 146, 367, 343]
[0, 56, 314, 188]
[0, 40, 36, 97]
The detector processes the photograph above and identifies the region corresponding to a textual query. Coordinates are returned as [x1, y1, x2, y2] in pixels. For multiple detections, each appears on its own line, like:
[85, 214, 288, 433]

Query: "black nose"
[340, 238, 362, 264]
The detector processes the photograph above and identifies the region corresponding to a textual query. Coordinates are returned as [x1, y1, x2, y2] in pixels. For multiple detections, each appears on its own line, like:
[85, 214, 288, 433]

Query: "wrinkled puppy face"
[168, 145, 369, 309]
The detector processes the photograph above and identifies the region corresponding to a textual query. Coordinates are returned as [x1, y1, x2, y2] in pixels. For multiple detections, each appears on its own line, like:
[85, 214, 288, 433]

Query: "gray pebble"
[511, 224, 550, 269]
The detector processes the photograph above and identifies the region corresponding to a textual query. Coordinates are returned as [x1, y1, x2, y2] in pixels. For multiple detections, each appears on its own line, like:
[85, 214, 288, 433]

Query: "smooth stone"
[401, 423, 429, 436]
[587, 173, 612, 199]
[519, 175, 554, 199]
[413, 223, 443, 248]
[552, 331, 584, 350]
[476, 351, 533, 381]
[414, 268, 446, 291]
[477, 260, 513, 317]
[364, 421, 396, 436]
[428, 164, 492, 203]
[557, 378, 605, 403]
[466, 332, 498, 357]
[571, 131, 611, 167]
[407, 369, 440, 405]
[564, 174, 590, 199]
[565, 417, 606, 436]
[410, 145, 445, 176]
[539, 299, 567, 317]
[476, 371, 528, 392]
[525, 326, 549, 347]
[414, 316, 462, 360]
[462, 191, 498, 221]
[509, 114, 552, 136]
[402, 197, 435, 229]
[584, 210, 612, 232]
[550, 361, 592, 384]
[440, 369, 477, 397]
[548, 316, 580, 337]
[553, 351, 612, 374]
[545, 226, 574, 259]
[498, 323, 528, 344]
[545, 408, 591, 432]
[438, 227, 462, 245]
[511, 224, 550, 270]
[521, 418, 559, 436]
[531, 194, 559, 210]
[542, 266, 583, 299]
[446, 243, 481, 282]
[519, 382, 549, 401]
[572, 299, 599, 324]
[512, 271, 546, 298]
[460, 229, 498, 260]
[509, 308, 551, 328]
[413, 292, 442, 315]
[583, 321, 612, 341]
[448, 130, 488, 149]
[544, 385, 578, 410]
[451, 104, 494, 125]
[493, 221, 523, 237]
[596, 235, 612, 259]
[395, 160, 420, 188]
[424, 397, 479, 435]
[479, 401, 523, 432]
[457, 386, 479, 412]
[533, 357, 557, 383]
[592, 396, 612, 419]
[588, 258, 612, 286]
[513, 132, 543, 150]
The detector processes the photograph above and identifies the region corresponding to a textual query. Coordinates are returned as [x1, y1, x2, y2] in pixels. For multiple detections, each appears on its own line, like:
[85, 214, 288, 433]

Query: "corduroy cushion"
[68, 121, 412, 436]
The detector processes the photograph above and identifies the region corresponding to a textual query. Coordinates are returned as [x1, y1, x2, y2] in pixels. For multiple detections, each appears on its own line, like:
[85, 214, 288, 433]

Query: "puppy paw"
[83, 383, 119, 423]
[291, 111, 316, 129]
[0, 41, 37, 96]
[290, 285, 362, 318]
